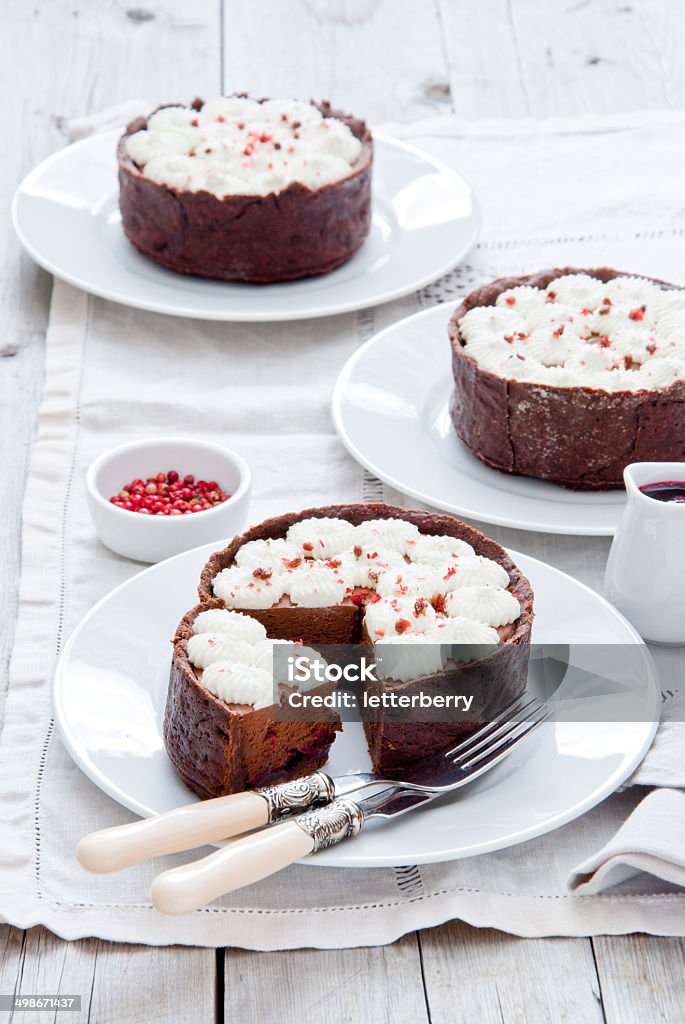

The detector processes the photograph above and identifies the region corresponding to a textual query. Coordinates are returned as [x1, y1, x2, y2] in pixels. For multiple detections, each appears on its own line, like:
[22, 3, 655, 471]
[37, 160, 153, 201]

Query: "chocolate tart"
[196, 503, 534, 777]
[449, 267, 685, 491]
[118, 98, 373, 284]
[164, 598, 341, 799]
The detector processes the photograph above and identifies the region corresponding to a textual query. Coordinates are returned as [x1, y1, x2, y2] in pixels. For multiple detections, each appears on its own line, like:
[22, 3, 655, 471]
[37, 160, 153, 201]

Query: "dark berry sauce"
[639, 480, 685, 503]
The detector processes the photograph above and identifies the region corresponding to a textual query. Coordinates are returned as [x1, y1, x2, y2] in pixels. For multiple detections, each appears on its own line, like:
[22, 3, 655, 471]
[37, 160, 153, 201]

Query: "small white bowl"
[86, 438, 251, 563]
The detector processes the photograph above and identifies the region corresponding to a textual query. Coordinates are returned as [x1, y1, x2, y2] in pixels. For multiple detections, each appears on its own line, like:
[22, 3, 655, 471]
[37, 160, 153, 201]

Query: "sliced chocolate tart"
[164, 599, 341, 799]
[118, 95, 372, 283]
[449, 268, 685, 490]
[189, 503, 533, 778]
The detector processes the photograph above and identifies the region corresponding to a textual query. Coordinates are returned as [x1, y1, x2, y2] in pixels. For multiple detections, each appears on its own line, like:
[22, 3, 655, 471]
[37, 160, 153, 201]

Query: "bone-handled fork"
[147, 696, 551, 914]
[77, 694, 545, 875]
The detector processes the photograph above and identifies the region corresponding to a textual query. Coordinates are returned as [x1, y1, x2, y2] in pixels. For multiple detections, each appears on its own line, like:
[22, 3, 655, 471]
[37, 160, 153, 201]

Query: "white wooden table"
[1, 2, 684, 1020]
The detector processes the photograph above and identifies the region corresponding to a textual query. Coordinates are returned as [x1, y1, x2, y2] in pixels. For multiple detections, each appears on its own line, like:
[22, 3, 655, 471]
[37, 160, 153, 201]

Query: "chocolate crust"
[449, 267, 685, 490]
[197, 503, 534, 775]
[164, 598, 341, 799]
[118, 98, 373, 283]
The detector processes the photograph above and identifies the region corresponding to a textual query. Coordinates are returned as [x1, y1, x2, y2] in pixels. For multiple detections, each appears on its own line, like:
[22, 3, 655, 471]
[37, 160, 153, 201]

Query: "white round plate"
[53, 542, 658, 868]
[332, 304, 628, 535]
[12, 131, 479, 322]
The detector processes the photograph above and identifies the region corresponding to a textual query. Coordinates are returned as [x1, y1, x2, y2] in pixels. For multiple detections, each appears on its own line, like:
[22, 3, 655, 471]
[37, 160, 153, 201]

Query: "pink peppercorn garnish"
[252, 567, 273, 580]
[109, 470, 231, 516]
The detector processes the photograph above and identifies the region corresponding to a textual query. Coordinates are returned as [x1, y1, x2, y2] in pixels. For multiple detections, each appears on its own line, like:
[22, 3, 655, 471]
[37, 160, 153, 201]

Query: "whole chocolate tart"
[189, 503, 534, 779]
[118, 97, 373, 283]
[449, 267, 685, 490]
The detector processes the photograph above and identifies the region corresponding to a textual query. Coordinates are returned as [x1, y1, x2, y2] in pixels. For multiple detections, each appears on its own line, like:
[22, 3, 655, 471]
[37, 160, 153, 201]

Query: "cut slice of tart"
[164, 599, 341, 799]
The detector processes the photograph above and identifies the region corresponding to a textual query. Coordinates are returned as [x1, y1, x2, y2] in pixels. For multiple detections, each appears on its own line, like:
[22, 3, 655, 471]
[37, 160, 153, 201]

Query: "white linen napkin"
[569, 789, 685, 894]
[1, 107, 684, 948]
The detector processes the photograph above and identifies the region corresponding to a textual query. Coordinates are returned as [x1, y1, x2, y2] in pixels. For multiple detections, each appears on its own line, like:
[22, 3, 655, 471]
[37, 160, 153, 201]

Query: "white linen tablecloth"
[0, 109, 684, 948]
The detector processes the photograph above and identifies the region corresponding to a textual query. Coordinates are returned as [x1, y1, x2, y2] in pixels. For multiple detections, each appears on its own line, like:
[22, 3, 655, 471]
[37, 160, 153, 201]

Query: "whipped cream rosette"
[212, 566, 285, 609]
[191, 607, 267, 644]
[200, 662, 274, 710]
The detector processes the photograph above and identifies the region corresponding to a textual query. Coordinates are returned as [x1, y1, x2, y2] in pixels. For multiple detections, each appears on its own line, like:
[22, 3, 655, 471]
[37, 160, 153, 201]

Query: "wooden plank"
[0, 0, 221, 730]
[0, 926, 24, 1001]
[223, 0, 453, 122]
[593, 935, 685, 1024]
[437, 0, 531, 118]
[223, 934, 429, 1023]
[1, 926, 215, 1024]
[440, 0, 685, 119]
[419, 921, 604, 1023]
[511, 0, 685, 117]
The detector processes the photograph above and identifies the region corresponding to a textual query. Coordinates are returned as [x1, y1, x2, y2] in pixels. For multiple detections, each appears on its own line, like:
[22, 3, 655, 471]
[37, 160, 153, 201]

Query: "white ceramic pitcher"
[605, 462, 685, 644]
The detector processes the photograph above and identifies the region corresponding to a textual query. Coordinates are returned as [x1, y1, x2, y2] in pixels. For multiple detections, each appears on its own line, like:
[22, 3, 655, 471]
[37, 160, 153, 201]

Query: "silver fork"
[141, 694, 550, 913]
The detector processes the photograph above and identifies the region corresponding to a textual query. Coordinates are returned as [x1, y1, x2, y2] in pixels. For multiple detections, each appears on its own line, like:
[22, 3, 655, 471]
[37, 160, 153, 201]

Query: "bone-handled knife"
[76, 772, 378, 873]
[150, 786, 436, 915]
